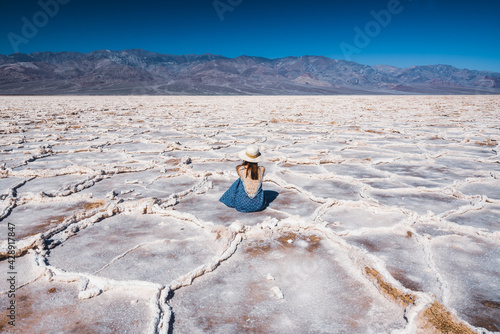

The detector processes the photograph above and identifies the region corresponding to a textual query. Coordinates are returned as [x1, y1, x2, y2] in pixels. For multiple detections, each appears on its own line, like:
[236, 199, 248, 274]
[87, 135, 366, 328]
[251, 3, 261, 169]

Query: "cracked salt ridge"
[323, 162, 388, 179]
[78, 170, 200, 200]
[173, 172, 329, 226]
[0, 252, 44, 293]
[320, 205, 406, 232]
[446, 203, 500, 232]
[430, 234, 500, 332]
[345, 229, 443, 297]
[275, 170, 361, 201]
[0, 275, 154, 333]
[0, 153, 29, 170]
[171, 227, 406, 334]
[0, 177, 28, 196]
[47, 214, 221, 285]
[437, 157, 500, 173]
[375, 163, 476, 185]
[0, 95, 499, 333]
[0, 198, 101, 241]
[368, 189, 469, 216]
[11, 151, 128, 169]
[15, 174, 95, 197]
[460, 181, 500, 200]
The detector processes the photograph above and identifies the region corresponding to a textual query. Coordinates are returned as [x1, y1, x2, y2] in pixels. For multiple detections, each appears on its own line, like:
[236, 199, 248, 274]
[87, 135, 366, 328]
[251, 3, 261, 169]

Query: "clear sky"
[1, 0, 499, 72]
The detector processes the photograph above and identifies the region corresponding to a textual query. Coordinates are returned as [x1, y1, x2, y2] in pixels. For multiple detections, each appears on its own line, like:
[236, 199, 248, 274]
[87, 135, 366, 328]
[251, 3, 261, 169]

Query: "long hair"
[237, 161, 259, 180]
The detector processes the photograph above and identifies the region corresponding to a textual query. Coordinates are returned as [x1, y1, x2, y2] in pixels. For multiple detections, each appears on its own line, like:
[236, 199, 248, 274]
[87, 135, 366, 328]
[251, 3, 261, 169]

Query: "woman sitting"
[219, 145, 266, 212]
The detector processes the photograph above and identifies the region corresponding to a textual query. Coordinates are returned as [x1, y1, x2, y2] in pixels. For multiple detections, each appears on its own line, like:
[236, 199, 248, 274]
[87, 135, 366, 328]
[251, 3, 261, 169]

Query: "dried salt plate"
[271, 286, 284, 299]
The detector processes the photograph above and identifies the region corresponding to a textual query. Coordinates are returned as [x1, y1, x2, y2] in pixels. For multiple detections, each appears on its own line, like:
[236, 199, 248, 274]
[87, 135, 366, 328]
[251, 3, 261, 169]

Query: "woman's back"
[219, 145, 266, 213]
[238, 166, 265, 199]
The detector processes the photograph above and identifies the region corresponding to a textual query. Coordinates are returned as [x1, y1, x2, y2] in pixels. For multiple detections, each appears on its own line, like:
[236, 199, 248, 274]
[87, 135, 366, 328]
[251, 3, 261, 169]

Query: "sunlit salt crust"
[0, 95, 499, 333]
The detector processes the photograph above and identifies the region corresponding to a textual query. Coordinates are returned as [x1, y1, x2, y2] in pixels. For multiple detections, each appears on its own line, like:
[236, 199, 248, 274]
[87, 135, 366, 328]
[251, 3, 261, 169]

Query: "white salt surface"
[0, 95, 499, 333]
[430, 235, 500, 332]
[171, 231, 405, 333]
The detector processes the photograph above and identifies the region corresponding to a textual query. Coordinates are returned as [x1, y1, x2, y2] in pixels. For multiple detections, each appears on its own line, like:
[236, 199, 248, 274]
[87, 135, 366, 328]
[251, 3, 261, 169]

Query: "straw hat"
[238, 145, 262, 163]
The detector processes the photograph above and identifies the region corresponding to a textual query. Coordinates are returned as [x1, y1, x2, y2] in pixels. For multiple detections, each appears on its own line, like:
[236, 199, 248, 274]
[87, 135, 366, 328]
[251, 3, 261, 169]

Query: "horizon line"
[2, 48, 499, 74]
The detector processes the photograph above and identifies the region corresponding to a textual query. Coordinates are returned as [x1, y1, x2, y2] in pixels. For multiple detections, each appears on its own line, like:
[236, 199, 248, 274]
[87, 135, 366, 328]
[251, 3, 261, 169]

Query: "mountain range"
[1, 49, 499, 95]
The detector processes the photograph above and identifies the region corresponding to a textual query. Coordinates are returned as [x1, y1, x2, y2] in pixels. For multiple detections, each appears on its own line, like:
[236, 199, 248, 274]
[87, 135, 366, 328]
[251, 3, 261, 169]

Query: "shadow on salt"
[174, 177, 322, 226]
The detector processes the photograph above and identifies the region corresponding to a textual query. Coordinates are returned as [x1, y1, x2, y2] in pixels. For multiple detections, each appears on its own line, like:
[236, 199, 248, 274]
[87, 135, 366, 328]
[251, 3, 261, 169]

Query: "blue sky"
[1, 0, 499, 72]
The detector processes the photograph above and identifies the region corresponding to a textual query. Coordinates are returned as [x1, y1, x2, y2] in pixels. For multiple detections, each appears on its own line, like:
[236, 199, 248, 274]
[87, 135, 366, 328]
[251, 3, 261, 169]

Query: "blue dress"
[219, 167, 265, 213]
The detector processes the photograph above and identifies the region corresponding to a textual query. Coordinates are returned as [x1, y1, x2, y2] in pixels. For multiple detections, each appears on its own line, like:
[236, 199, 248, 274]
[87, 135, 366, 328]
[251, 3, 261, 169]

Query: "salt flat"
[0, 95, 499, 333]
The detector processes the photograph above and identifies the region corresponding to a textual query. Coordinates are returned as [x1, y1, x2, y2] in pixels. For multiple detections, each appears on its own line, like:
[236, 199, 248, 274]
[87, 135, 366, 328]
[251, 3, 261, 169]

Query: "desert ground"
[0, 95, 499, 333]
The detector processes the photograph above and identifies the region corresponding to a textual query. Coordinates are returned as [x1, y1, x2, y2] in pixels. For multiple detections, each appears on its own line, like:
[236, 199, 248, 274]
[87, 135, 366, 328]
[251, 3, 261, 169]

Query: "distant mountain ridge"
[0, 49, 499, 95]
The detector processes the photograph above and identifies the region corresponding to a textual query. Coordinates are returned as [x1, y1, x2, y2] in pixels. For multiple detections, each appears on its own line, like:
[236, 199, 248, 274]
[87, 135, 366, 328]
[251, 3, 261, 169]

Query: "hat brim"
[238, 149, 262, 163]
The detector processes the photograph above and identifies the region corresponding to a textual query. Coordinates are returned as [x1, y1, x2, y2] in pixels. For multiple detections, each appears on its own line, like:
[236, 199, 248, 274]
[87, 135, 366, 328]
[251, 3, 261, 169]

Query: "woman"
[219, 145, 266, 212]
